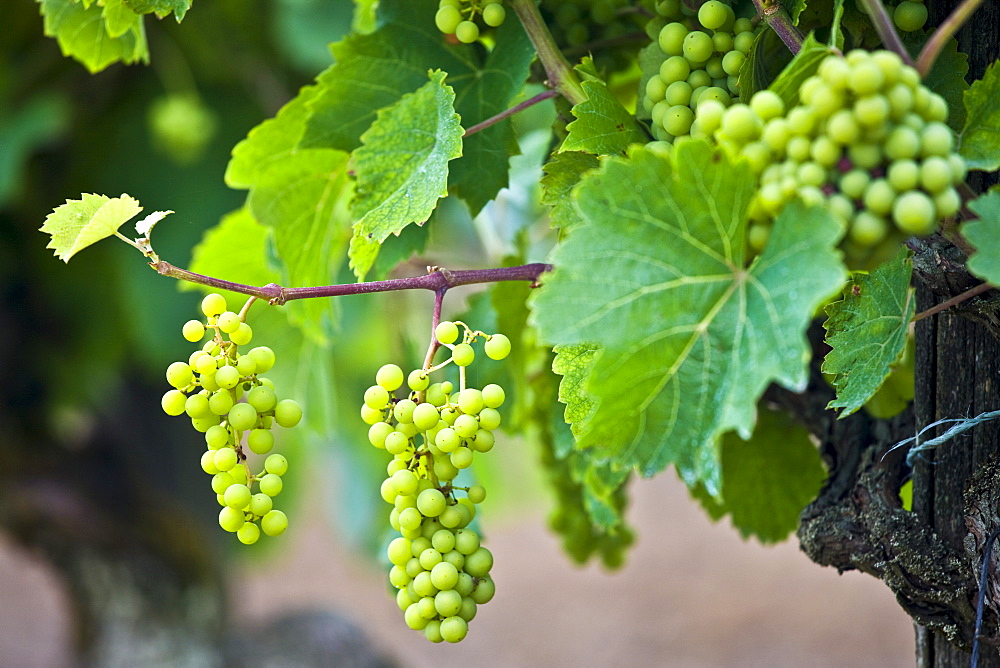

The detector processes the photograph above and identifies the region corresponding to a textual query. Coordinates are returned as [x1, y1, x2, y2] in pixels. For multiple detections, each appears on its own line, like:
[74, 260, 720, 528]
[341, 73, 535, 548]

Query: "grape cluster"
[161, 293, 303, 543]
[691, 50, 965, 264]
[435, 0, 506, 43]
[642, 0, 756, 144]
[363, 321, 510, 643]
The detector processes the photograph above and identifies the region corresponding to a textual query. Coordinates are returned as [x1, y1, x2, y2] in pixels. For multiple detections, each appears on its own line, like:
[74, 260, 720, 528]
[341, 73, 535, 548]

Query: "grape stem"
[463, 90, 559, 138]
[855, 0, 915, 67]
[916, 0, 988, 76]
[508, 0, 587, 106]
[751, 0, 805, 55]
[912, 282, 993, 322]
[150, 259, 552, 304]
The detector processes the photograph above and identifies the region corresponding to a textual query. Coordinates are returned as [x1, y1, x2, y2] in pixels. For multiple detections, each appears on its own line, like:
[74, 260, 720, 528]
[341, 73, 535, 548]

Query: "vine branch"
[916, 0, 989, 76]
[508, 0, 587, 105]
[912, 282, 993, 322]
[750, 0, 804, 54]
[463, 89, 559, 138]
[151, 260, 552, 305]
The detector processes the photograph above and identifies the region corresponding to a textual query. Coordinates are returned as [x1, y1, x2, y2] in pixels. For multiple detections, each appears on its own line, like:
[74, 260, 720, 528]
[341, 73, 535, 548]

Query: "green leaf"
[531, 143, 846, 493]
[737, 28, 792, 101]
[553, 343, 600, 438]
[247, 150, 353, 342]
[226, 84, 322, 190]
[693, 406, 827, 543]
[101, 0, 141, 37]
[540, 151, 600, 230]
[348, 70, 462, 278]
[963, 190, 1000, 285]
[781, 0, 809, 24]
[38, 0, 148, 73]
[183, 208, 282, 300]
[41, 193, 142, 262]
[960, 60, 1000, 172]
[822, 246, 915, 417]
[562, 76, 647, 156]
[768, 33, 832, 109]
[122, 0, 190, 20]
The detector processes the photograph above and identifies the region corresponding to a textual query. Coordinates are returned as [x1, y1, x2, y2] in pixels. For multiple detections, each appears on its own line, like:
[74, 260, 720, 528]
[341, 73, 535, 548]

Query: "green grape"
[259, 473, 283, 497]
[261, 509, 288, 536]
[440, 616, 469, 643]
[376, 364, 404, 391]
[215, 365, 241, 389]
[214, 447, 239, 472]
[265, 453, 288, 476]
[470, 576, 495, 604]
[250, 493, 272, 517]
[228, 403, 258, 431]
[230, 323, 253, 345]
[248, 385, 277, 413]
[468, 484, 486, 504]
[208, 390, 235, 416]
[202, 293, 227, 318]
[274, 399, 303, 428]
[452, 343, 475, 366]
[392, 469, 419, 496]
[478, 408, 502, 431]
[248, 346, 275, 373]
[658, 22, 688, 56]
[217, 311, 241, 333]
[247, 428, 274, 455]
[166, 361, 194, 389]
[161, 389, 187, 416]
[237, 522, 260, 545]
[455, 20, 479, 43]
[697, 0, 729, 30]
[224, 483, 252, 509]
[682, 31, 713, 63]
[435, 5, 462, 33]
[219, 506, 245, 532]
[408, 369, 430, 391]
[892, 191, 936, 234]
[894, 1, 928, 31]
[482, 3, 505, 27]
[182, 319, 205, 342]
[417, 488, 447, 517]
[412, 402, 441, 431]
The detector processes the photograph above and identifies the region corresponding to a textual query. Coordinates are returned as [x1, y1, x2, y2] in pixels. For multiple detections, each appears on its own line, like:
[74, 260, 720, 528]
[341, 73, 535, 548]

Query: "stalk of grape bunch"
[161, 292, 303, 543]
[364, 321, 510, 643]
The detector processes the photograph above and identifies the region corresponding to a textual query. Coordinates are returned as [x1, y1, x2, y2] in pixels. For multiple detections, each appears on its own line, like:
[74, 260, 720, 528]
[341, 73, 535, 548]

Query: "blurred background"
[1, 1, 914, 664]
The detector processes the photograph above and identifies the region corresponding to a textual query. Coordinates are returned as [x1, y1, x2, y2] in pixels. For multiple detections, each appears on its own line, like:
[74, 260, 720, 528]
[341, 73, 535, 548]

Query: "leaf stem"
[508, 0, 587, 105]
[151, 260, 552, 305]
[916, 0, 988, 76]
[912, 282, 993, 321]
[855, 0, 915, 67]
[463, 89, 560, 137]
[750, 0, 805, 54]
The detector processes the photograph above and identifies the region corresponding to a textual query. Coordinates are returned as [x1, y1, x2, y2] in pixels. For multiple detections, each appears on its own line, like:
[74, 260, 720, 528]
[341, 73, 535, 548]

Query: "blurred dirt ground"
[0, 472, 913, 667]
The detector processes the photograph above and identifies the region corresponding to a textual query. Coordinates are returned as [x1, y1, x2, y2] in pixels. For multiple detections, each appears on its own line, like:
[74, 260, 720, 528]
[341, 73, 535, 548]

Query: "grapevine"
[162, 292, 303, 543]
[366, 322, 509, 643]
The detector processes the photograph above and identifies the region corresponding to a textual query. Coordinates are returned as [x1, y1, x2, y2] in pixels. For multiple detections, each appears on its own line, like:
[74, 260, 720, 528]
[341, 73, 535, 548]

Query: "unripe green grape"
[185, 393, 212, 419]
[230, 323, 253, 345]
[195, 354, 218, 376]
[368, 422, 393, 448]
[455, 20, 479, 43]
[417, 488, 447, 517]
[407, 369, 430, 391]
[246, 428, 273, 455]
[397, 588, 414, 612]
[413, 571, 439, 598]
[849, 143, 883, 169]
[264, 453, 287, 476]
[424, 619, 444, 644]
[697, 0, 729, 29]
[439, 504, 463, 529]
[250, 493, 272, 517]
[920, 122, 954, 157]
[435, 5, 462, 33]
[722, 51, 746, 78]
[237, 522, 260, 545]
[376, 364, 404, 391]
[456, 388, 483, 416]
[166, 361, 194, 389]
[662, 105, 695, 137]
[232, 355, 255, 378]
[219, 506, 245, 532]
[482, 3, 505, 27]
[182, 319, 205, 342]
[392, 469, 419, 496]
[224, 483, 252, 509]
[733, 30, 755, 55]
[440, 615, 468, 643]
[659, 56, 690, 85]
[415, 595, 437, 620]
[470, 576, 495, 604]
[213, 365, 239, 390]
[435, 427, 461, 453]
[410, 535, 431, 558]
[443, 549, 465, 570]
[389, 564, 410, 589]
[259, 473, 283, 497]
[385, 431, 410, 455]
[450, 447, 474, 469]
[202, 293, 227, 318]
[894, 1, 928, 31]
[214, 447, 239, 472]
[412, 402, 440, 431]
[212, 472, 235, 494]
[381, 478, 398, 504]
[453, 414, 479, 439]
[246, 346, 275, 374]
[888, 160, 919, 191]
[664, 81, 693, 107]
[478, 407, 502, 431]
[452, 343, 475, 366]
[467, 484, 486, 504]
[425, 383, 449, 406]
[884, 125, 920, 160]
[658, 22, 688, 56]
[398, 507, 422, 532]
[705, 57, 725, 80]
[217, 311, 241, 334]
[200, 450, 220, 474]
[274, 399, 303, 428]
[892, 190, 936, 234]
[863, 179, 896, 216]
[481, 384, 505, 409]
[919, 156, 953, 193]
[247, 385, 277, 413]
[687, 69, 712, 90]
[230, 463, 247, 485]
[434, 588, 463, 617]
[419, 547, 444, 571]
[209, 390, 235, 416]
[432, 529, 456, 553]
[682, 31, 713, 63]
[261, 509, 288, 536]
[697, 87, 730, 108]
[434, 457, 460, 482]
[404, 603, 429, 631]
[360, 404, 383, 425]
[934, 188, 961, 218]
[454, 528, 480, 555]
[227, 403, 257, 431]
[162, 389, 188, 416]
[435, 321, 460, 345]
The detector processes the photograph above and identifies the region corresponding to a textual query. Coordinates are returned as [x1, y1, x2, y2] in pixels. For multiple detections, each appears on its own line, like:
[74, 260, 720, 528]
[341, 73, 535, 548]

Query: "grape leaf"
[959, 60, 1000, 172]
[41, 193, 142, 262]
[562, 78, 647, 156]
[182, 208, 282, 301]
[768, 33, 832, 109]
[247, 150, 353, 342]
[540, 151, 600, 230]
[963, 190, 1000, 286]
[122, 0, 190, 20]
[226, 84, 321, 190]
[692, 406, 827, 543]
[737, 28, 791, 102]
[553, 343, 600, 438]
[822, 246, 915, 417]
[102, 0, 142, 38]
[348, 70, 462, 279]
[531, 143, 846, 494]
[38, 0, 148, 73]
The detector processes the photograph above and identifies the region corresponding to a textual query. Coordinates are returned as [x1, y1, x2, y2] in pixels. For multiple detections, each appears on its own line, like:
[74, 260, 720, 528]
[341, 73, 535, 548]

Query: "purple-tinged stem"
[856, 0, 915, 66]
[916, 0, 988, 76]
[463, 90, 560, 138]
[750, 0, 804, 55]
